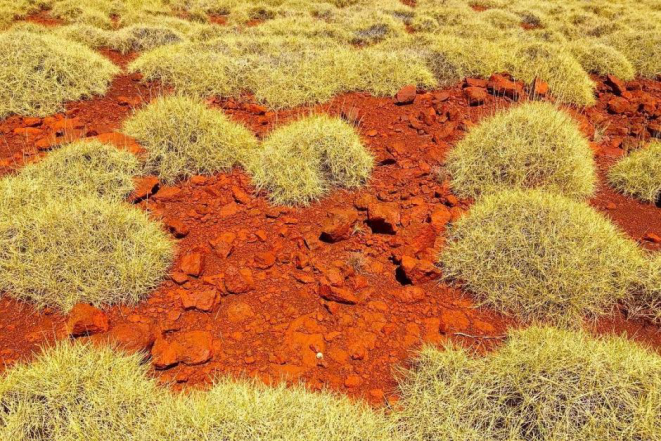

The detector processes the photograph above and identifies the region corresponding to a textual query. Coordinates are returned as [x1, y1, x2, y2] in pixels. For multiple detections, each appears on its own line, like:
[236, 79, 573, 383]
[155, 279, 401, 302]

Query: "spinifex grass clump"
[0, 342, 165, 440]
[439, 189, 643, 325]
[445, 102, 597, 200]
[122, 95, 258, 183]
[396, 326, 661, 440]
[248, 115, 374, 205]
[150, 379, 393, 440]
[0, 196, 173, 312]
[0, 30, 119, 118]
[16, 140, 141, 202]
[0, 341, 393, 440]
[608, 141, 661, 204]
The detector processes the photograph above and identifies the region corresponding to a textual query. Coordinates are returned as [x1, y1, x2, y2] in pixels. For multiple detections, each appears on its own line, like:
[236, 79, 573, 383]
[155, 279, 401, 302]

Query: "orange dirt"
[1, 44, 660, 406]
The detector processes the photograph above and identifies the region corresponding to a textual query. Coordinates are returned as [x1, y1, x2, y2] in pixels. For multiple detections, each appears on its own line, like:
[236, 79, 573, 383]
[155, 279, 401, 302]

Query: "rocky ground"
[1, 42, 661, 405]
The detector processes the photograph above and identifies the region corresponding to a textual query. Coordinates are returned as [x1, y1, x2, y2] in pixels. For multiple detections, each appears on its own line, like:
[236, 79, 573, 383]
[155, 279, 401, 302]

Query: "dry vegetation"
[445, 102, 597, 200]
[2, 328, 659, 440]
[608, 141, 661, 204]
[2, 0, 661, 114]
[439, 190, 645, 325]
[0, 196, 173, 312]
[396, 326, 661, 440]
[122, 95, 258, 183]
[0, 341, 393, 440]
[248, 114, 374, 205]
[0, 30, 118, 118]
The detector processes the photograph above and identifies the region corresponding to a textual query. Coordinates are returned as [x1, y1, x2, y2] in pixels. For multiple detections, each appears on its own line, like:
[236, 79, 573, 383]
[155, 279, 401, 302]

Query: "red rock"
[246, 103, 267, 115]
[13, 127, 41, 136]
[367, 202, 401, 234]
[128, 176, 159, 203]
[394, 85, 417, 105]
[530, 77, 549, 97]
[605, 75, 627, 96]
[649, 122, 661, 138]
[151, 337, 179, 369]
[209, 232, 235, 258]
[180, 289, 220, 312]
[643, 232, 661, 244]
[319, 284, 359, 305]
[22, 117, 42, 127]
[102, 322, 154, 353]
[164, 218, 189, 238]
[399, 256, 442, 284]
[117, 95, 141, 106]
[151, 331, 214, 369]
[226, 301, 255, 323]
[173, 331, 214, 365]
[66, 303, 109, 337]
[439, 309, 471, 334]
[254, 251, 276, 269]
[224, 266, 254, 294]
[607, 97, 632, 114]
[232, 186, 251, 204]
[152, 186, 181, 201]
[430, 206, 452, 228]
[392, 286, 425, 304]
[344, 375, 362, 388]
[487, 74, 524, 100]
[320, 209, 359, 243]
[464, 78, 488, 88]
[180, 252, 205, 277]
[463, 87, 487, 105]
[87, 132, 143, 155]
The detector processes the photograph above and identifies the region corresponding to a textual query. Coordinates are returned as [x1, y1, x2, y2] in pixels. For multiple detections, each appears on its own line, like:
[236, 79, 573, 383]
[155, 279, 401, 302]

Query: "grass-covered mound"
[439, 190, 643, 325]
[445, 102, 597, 200]
[16, 140, 141, 202]
[396, 326, 661, 440]
[631, 255, 661, 325]
[0, 341, 393, 440]
[128, 36, 436, 109]
[248, 115, 374, 205]
[0, 342, 164, 440]
[152, 379, 392, 440]
[0, 30, 119, 118]
[122, 95, 258, 183]
[608, 141, 661, 204]
[0, 196, 173, 312]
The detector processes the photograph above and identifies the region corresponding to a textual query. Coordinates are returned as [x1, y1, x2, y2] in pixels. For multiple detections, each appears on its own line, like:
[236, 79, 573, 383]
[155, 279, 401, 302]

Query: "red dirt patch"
[1, 50, 660, 405]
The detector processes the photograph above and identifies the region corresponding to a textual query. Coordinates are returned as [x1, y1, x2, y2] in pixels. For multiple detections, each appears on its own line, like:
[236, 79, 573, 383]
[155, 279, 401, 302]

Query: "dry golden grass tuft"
[608, 141, 661, 204]
[122, 95, 258, 184]
[16, 140, 141, 203]
[445, 102, 597, 199]
[568, 40, 635, 80]
[0, 196, 173, 312]
[439, 190, 644, 325]
[0, 341, 393, 440]
[150, 378, 393, 440]
[0, 341, 164, 440]
[129, 35, 436, 109]
[248, 114, 374, 205]
[0, 30, 119, 118]
[396, 326, 661, 440]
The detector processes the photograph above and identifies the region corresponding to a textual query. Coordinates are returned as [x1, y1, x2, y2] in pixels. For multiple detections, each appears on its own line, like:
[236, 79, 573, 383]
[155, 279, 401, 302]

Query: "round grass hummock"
[0, 341, 166, 441]
[608, 141, 661, 204]
[439, 189, 643, 325]
[0, 341, 393, 440]
[17, 140, 141, 202]
[396, 326, 661, 440]
[0, 30, 119, 118]
[0, 196, 174, 312]
[445, 102, 597, 200]
[248, 114, 374, 205]
[122, 95, 258, 184]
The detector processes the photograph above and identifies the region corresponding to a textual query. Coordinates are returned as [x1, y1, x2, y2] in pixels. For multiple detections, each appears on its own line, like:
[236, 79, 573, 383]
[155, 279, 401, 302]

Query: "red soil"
[1, 46, 661, 405]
